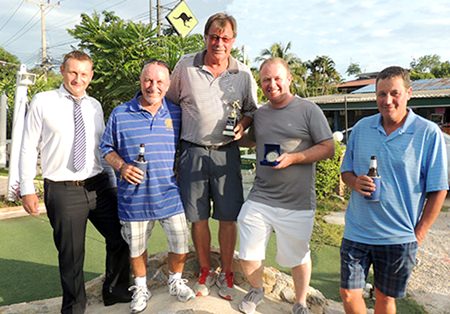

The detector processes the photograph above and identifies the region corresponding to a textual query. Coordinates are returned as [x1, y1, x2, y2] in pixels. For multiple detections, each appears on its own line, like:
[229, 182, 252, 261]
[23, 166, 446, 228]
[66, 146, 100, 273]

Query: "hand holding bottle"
[132, 143, 147, 184]
[364, 156, 381, 201]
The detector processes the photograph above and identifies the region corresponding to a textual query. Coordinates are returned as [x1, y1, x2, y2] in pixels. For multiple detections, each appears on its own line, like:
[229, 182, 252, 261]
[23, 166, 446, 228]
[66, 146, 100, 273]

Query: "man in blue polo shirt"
[100, 60, 194, 313]
[340, 66, 448, 313]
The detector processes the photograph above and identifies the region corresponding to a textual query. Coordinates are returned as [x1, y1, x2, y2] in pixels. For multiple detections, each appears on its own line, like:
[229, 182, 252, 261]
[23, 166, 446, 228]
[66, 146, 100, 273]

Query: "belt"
[181, 139, 231, 150]
[44, 173, 103, 187]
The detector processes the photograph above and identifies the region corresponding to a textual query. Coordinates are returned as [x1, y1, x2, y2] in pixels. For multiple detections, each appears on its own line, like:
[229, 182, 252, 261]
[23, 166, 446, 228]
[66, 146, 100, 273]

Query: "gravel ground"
[407, 212, 450, 314]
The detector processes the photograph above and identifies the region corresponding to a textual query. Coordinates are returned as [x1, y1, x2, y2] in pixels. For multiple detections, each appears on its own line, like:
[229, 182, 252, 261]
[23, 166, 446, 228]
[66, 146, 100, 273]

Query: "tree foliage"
[346, 62, 362, 77]
[0, 48, 19, 138]
[316, 141, 345, 200]
[0, 48, 60, 138]
[306, 55, 341, 96]
[410, 54, 450, 79]
[68, 11, 204, 118]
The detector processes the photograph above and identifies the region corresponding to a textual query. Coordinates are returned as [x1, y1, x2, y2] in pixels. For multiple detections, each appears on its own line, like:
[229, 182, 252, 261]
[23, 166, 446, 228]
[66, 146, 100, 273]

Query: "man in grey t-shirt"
[237, 58, 334, 314]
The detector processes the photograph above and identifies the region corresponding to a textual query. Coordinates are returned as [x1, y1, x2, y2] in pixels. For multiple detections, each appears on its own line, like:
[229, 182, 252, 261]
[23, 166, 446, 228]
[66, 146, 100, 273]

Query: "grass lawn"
[0, 214, 426, 313]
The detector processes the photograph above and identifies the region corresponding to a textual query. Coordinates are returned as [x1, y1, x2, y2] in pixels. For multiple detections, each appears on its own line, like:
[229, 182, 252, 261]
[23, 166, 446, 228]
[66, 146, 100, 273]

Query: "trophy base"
[222, 129, 235, 137]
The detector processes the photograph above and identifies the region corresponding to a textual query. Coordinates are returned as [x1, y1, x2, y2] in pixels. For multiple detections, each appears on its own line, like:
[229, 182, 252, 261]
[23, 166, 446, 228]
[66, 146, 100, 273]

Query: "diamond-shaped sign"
[166, 1, 198, 38]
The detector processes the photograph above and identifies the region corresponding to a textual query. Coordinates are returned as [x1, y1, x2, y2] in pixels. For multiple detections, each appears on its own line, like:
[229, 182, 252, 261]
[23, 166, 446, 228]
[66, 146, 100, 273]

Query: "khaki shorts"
[120, 213, 190, 258]
[238, 199, 315, 267]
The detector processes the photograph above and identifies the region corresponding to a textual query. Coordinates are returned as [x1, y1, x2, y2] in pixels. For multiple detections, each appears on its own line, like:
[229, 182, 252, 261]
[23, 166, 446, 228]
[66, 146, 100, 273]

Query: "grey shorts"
[120, 213, 190, 258]
[178, 140, 244, 222]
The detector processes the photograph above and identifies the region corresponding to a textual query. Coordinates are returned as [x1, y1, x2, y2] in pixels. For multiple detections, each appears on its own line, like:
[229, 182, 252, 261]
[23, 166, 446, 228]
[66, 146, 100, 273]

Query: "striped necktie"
[67, 95, 86, 172]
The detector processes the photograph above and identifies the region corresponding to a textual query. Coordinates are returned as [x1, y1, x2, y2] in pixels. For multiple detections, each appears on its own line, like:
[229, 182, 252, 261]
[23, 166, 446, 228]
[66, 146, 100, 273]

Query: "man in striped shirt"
[100, 60, 194, 313]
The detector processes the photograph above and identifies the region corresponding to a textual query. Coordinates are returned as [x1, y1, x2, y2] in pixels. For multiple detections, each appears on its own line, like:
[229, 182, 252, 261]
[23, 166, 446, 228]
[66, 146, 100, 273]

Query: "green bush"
[311, 214, 344, 250]
[316, 141, 344, 200]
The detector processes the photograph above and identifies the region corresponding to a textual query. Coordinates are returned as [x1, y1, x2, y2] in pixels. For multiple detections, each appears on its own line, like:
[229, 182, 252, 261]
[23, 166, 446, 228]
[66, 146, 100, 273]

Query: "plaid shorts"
[120, 213, 190, 258]
[340, 238, 418, 298]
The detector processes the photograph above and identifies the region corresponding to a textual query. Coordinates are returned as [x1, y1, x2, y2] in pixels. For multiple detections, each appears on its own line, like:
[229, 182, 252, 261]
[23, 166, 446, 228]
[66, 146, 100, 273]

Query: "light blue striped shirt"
[341, 109, 448, 245]
[100, 93, 183, 221]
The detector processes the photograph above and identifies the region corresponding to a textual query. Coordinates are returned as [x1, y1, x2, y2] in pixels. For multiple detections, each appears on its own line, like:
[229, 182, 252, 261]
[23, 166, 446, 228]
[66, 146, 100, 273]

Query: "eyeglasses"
[207, 34, 234, 44]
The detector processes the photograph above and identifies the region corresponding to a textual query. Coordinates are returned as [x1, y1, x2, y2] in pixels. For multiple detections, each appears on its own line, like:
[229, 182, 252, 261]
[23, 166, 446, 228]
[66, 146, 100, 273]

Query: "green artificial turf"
[0, 215, 426, 313]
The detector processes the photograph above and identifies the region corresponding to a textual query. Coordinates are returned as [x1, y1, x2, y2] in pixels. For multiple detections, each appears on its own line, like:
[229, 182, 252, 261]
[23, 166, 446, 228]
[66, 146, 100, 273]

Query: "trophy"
[260, 144, 281, 166]
[222, 100, 241, 137]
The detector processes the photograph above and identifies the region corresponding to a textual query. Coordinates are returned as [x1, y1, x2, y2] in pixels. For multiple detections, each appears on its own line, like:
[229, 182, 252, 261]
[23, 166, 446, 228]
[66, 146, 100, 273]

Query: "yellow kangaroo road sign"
[166, 1, 198, 38]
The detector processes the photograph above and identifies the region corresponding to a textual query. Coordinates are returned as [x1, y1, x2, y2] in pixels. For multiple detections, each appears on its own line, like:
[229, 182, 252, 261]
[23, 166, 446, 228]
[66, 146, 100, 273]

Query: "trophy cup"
[222, 100, 241, 137]
[260, 144, 281, 166]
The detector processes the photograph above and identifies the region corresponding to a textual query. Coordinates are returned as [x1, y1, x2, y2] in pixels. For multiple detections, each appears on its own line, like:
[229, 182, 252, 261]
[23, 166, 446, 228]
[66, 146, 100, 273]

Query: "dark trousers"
[44, 173, 130, 314]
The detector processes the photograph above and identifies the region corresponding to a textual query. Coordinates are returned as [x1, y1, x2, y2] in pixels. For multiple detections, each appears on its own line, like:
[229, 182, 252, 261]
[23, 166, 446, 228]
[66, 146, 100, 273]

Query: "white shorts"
[120, 213, 190, 258]
[237, 199, 315, 268]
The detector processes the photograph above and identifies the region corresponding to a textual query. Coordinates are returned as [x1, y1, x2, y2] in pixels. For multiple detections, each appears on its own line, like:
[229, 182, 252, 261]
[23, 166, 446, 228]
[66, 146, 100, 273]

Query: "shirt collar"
[193, 50, 239, 74]
[58, 84, 88, 100]
[373, 108, 417, 135]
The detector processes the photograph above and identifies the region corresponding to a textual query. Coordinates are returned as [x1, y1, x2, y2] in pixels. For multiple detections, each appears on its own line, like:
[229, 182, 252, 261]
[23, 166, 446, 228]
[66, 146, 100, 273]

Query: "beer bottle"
[365, 155, 381, 201]
[367, 156, 378, 177]
[136, 144, 146, 162]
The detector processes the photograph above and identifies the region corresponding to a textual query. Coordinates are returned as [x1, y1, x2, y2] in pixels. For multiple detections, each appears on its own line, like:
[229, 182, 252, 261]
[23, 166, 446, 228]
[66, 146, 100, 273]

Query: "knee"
[374, 287, 395, 303]
[340, 288, 362, 304]
[240, 259, 262, 274]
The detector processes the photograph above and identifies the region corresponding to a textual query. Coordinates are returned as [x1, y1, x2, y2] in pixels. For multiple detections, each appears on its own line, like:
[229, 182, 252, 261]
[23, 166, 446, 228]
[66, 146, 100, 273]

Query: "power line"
[47, 39, 79, 49]
[0, 0, 25, 32]
[48, 0, 129, 30]
[23, 50, 41, 65]
[103, 0, 129, 11]
[1, 9, 40, 47]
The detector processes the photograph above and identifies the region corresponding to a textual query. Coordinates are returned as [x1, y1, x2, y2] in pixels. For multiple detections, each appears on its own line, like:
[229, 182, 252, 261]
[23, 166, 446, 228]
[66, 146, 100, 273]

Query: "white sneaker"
[168, 278, 195, 302]
[129, 285, 151, 313]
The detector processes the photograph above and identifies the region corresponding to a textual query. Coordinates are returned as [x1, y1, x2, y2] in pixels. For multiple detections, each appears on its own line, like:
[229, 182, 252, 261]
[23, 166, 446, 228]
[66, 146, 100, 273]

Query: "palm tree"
[255, 42, 297, 64]
[346, 62, 362, 77]
[307, 55, 341, 96]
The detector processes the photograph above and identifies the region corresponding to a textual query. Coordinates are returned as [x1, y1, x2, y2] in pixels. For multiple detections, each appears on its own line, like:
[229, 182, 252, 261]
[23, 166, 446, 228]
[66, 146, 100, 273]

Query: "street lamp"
[7, 64, 36, 201]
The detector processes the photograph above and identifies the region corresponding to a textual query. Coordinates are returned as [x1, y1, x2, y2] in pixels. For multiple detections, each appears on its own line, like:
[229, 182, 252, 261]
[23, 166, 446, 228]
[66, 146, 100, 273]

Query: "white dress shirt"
[20, 85, 105, 195]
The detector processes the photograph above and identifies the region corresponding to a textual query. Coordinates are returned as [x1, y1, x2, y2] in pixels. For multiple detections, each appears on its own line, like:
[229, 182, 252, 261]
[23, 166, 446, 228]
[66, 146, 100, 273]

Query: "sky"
[1, 0, 450, 79]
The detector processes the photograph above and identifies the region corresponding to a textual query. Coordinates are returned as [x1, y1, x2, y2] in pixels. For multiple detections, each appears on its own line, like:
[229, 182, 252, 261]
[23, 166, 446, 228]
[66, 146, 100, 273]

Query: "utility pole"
[27, 0, 60, 75]
[149, 0, 152, 27]
[156, 0, 161, 36]
[40, 1, 47, 65]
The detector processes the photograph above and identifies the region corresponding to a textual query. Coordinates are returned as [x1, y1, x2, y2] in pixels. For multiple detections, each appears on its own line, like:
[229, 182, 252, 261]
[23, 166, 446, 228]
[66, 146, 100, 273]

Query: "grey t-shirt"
[248, 96, 332, 210]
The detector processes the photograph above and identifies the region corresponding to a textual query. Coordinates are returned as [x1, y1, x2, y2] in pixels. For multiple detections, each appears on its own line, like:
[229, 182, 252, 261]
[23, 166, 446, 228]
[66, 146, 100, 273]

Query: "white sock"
[169, 272, 182, 283]
[134, 276, 147, 287]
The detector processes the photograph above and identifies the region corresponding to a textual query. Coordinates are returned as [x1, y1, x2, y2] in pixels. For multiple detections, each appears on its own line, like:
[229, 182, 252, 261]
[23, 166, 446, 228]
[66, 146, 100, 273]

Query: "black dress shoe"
[103, 286, 132, 306]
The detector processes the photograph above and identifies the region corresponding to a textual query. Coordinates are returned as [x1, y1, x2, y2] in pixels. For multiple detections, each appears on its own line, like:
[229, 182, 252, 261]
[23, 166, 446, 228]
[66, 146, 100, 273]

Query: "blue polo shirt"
[341, 109, 448, 245]
[100, 92, 183, 221]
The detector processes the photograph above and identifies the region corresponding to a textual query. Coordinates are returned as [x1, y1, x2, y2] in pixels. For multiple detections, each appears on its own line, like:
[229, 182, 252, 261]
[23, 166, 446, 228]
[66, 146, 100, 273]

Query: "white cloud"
[0, 0, 449, 79]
